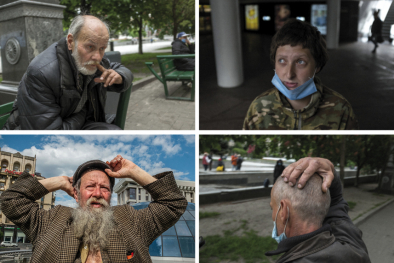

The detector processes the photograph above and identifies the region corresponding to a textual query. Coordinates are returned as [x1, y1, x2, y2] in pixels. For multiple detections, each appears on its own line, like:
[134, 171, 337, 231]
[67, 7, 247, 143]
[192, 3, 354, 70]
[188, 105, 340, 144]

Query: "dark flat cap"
[73, 160, 114, 191]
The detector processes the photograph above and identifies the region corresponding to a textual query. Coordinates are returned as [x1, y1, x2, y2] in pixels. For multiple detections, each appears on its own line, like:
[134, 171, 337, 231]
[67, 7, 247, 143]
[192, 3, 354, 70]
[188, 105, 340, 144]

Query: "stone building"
[114, 178, 195, 205]
[0, 149, 55, 243]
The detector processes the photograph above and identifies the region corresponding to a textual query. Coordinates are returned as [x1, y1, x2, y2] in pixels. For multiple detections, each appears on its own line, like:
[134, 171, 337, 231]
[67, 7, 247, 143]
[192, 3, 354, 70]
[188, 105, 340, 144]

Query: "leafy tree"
[150, 0, 195, 40]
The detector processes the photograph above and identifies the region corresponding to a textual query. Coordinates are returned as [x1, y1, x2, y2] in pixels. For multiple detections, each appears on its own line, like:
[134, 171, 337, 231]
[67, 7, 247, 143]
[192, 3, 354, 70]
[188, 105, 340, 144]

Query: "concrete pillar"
[210, 0, 244, 88]
[0, 0, 66, 104]
[326, 0, 341, 49]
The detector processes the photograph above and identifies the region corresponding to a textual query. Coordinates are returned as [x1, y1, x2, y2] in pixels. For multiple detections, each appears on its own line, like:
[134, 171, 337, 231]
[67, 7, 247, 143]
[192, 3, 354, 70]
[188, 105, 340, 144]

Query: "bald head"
[272, 174, 330, 227]
[68, 15, 109, 43]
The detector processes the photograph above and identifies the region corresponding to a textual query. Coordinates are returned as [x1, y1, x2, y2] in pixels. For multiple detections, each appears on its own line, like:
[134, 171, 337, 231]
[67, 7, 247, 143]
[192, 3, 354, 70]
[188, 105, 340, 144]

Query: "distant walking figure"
[273, 159, 286, 183]
[371, 10, 383, 53]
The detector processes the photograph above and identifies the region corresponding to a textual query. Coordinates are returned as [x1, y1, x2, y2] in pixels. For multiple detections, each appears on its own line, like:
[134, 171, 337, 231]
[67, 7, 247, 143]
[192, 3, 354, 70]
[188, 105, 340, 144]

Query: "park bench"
[145, 54, 195, 101]
[0, 102, 13, 129]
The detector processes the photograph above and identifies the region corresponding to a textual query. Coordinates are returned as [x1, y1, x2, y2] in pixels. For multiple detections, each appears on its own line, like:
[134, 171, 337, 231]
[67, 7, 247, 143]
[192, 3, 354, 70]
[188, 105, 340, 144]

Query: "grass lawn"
[200, 212, 221, 219]
[156, 46, 172, 50]
[200, 220, 281, 263]
[121, 52, 171, 79]
[0, 77, 2, 83]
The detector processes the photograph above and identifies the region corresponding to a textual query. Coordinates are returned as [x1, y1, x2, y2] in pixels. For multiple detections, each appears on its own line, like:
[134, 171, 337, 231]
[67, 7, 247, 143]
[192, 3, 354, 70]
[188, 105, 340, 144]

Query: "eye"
[297, 60, 306, 65]
[278, 58, 285, 63]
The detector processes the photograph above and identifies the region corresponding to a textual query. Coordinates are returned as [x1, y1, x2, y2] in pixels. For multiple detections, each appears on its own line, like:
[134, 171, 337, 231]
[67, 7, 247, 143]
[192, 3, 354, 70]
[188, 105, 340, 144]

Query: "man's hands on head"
[105, 155, 137, 178]
[105, 155, 157, 186]
[39, 176, 74, 197]
[94, 64, 123, 87]
[281, 157, 335, 193]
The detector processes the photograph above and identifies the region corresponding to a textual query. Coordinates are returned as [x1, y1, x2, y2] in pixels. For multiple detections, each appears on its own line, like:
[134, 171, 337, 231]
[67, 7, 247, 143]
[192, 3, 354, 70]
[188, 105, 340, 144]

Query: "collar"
[275, 77, 324, 119]
[265, 224, 331, 256]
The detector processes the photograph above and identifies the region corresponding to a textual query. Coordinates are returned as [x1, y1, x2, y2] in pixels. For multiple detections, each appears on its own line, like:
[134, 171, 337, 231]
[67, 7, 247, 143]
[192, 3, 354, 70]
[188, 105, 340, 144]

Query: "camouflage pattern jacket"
[243, 78, 359, 130]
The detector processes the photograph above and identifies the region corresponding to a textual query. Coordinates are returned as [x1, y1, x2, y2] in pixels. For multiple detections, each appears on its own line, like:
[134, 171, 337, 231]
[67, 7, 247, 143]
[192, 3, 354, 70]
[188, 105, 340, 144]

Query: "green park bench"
[0, 86, 132, 130]
[145, 54, 195, 101]
[0, 102, 14, 129]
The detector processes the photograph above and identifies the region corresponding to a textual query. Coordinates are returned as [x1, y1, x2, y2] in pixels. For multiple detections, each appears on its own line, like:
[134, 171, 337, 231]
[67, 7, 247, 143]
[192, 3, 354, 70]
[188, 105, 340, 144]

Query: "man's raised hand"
[281, 157, 335, 193]
[105, 155, 136, 179]
[94, 64, 123, 87]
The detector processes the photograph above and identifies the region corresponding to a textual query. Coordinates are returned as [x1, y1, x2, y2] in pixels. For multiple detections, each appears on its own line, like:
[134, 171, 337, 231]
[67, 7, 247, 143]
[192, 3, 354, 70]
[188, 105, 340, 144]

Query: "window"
[0, 183, 5, 189]
[13, 162, 20, 172]
[146, 196, 149, 201]
[129, 188, 136, 200]
[25, 164, 32, 172]
[1, 161, 8, 172]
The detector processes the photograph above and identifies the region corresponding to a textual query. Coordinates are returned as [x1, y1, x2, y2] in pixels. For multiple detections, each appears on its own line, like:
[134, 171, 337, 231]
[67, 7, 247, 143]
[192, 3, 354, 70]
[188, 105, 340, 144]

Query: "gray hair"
[272, 174, 330, 227]
[68, 15, 110, 41]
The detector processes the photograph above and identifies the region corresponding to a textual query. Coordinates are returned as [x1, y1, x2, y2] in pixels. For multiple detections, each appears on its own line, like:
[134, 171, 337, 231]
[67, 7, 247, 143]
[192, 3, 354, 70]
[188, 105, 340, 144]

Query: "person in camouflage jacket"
[243, 77, 358, 130]
[243, 19, 358, 130]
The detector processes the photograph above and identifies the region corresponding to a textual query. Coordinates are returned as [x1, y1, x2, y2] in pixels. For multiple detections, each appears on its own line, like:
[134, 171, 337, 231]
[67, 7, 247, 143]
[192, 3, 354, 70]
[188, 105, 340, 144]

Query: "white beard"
[71, 42, 98, 76]
[71, 197, 114, 253]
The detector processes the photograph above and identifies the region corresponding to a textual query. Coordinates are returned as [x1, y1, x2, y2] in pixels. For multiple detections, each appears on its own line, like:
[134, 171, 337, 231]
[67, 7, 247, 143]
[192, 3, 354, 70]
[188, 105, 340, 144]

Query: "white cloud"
[152, 136, 181, 156]
[183, 135, 195, 144]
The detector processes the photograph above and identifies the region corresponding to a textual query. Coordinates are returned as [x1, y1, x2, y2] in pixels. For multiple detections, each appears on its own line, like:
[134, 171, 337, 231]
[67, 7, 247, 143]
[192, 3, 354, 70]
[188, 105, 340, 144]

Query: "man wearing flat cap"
[0, 155, 187, 263]
[172, 32, 195, 71]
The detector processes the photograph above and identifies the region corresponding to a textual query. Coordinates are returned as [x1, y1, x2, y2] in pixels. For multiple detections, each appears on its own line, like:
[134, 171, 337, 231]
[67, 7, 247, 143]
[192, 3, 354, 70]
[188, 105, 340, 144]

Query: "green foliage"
[200, 212, 220, 219]
[232, 147, 247, 156]
[0, 77, 2, 83]
[347, 201, 357, 210]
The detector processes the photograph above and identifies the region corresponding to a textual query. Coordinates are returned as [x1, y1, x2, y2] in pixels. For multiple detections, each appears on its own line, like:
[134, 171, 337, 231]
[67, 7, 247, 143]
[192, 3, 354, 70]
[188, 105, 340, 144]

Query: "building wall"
[0, 150, 54, 243]
[115, 179, 195, 205]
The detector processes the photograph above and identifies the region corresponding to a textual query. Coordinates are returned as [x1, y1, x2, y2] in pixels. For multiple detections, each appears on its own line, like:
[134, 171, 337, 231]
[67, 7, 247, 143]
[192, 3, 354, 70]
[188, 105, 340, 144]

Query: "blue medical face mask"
[181, 39, 186, 43]
[271, 69, 317, 100]
[272, 204, 290, 243]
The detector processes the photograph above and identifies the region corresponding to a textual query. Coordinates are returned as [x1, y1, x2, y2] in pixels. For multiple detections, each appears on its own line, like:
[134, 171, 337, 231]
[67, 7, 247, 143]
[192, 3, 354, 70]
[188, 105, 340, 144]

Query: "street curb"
[131, 75, 158, 93]
[353, 197, 394, 227]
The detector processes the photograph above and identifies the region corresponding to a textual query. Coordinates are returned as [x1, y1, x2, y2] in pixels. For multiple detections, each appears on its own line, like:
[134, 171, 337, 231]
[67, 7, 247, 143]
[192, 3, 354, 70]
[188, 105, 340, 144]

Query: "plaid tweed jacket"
[0, 171, 187, 263]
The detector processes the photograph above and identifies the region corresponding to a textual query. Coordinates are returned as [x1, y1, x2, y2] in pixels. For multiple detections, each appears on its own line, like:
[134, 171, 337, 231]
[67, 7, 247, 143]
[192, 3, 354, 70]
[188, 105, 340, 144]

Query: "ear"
[67, 33, 74, 51]
[316, 67, 321, 74]
[279, 200, 289, 225]
[73, 187, 78, 201]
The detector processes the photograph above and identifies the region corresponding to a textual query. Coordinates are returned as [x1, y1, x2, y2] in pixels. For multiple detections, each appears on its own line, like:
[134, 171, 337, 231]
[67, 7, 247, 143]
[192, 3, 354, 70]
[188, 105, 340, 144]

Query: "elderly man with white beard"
[0, 155, 187, 263]
[3, 14, 133, 130]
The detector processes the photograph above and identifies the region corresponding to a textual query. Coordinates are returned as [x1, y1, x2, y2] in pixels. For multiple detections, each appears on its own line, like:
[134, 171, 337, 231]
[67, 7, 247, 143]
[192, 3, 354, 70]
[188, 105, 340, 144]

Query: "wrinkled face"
[74, 170, 111, 209]
[275, 44, 319, 90]
[68, 18, 109, 75]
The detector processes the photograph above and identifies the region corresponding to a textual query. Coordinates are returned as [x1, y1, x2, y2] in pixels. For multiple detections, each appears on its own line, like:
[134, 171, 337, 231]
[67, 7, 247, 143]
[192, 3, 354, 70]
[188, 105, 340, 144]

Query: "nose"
[91, 50, 102, 61]
[285, 64, 296, 79]
[92, 186, 103, 198]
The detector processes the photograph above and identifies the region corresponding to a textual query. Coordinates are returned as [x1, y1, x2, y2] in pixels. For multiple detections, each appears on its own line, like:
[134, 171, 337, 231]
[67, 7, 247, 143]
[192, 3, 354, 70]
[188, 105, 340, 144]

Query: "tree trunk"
[138, 19, 143, 54]
[340, 135, 346, 186]
[172, 0, 178, 40]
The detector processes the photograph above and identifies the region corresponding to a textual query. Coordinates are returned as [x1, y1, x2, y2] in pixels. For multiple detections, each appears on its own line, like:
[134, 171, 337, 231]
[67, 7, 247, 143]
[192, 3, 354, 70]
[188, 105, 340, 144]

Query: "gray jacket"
[4, 37, 133, 130]
[266, 172, 371, 263]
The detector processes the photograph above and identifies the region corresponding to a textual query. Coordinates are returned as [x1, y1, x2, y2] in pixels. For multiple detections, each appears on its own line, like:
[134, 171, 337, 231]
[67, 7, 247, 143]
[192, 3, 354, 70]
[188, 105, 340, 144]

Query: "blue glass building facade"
[131, 202, 195, 259]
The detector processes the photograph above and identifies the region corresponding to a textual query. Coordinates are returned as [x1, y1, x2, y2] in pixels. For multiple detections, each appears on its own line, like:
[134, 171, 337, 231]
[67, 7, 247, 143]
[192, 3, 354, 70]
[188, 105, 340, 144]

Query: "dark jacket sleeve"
[172, 40, 193, 64]
[17, 69, 87, 130]
[0, 172, 56, 244]
[125, 172, 187, 246]
[323, 171, 370, 257]
[106, 62, 133, 93]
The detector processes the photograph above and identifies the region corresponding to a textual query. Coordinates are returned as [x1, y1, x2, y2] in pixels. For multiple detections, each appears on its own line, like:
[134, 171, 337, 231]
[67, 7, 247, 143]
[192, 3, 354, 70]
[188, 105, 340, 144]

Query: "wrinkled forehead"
[81, 169, 110, 185]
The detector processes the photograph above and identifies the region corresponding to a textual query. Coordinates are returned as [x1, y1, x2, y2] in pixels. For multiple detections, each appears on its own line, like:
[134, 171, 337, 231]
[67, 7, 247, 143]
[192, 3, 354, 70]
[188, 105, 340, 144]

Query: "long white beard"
[71, 42, 98, 76]
[71, 197, 115, 253]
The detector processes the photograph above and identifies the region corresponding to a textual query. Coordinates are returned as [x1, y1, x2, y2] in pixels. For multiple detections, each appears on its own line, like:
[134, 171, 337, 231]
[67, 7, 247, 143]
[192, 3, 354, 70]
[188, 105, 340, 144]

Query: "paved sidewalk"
[358, 200, 394, 263]
[200, 183, 393, 262]
[124, 77, 195, 130]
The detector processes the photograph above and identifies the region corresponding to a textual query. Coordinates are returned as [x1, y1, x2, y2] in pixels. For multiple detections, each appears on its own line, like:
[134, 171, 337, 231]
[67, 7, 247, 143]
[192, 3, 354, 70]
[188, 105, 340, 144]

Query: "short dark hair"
[270, 19, 329, 72]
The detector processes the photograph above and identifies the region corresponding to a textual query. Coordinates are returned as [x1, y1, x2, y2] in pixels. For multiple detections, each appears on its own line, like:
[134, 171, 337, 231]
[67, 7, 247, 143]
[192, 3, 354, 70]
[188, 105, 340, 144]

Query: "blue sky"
[0, 135, 195, 207]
